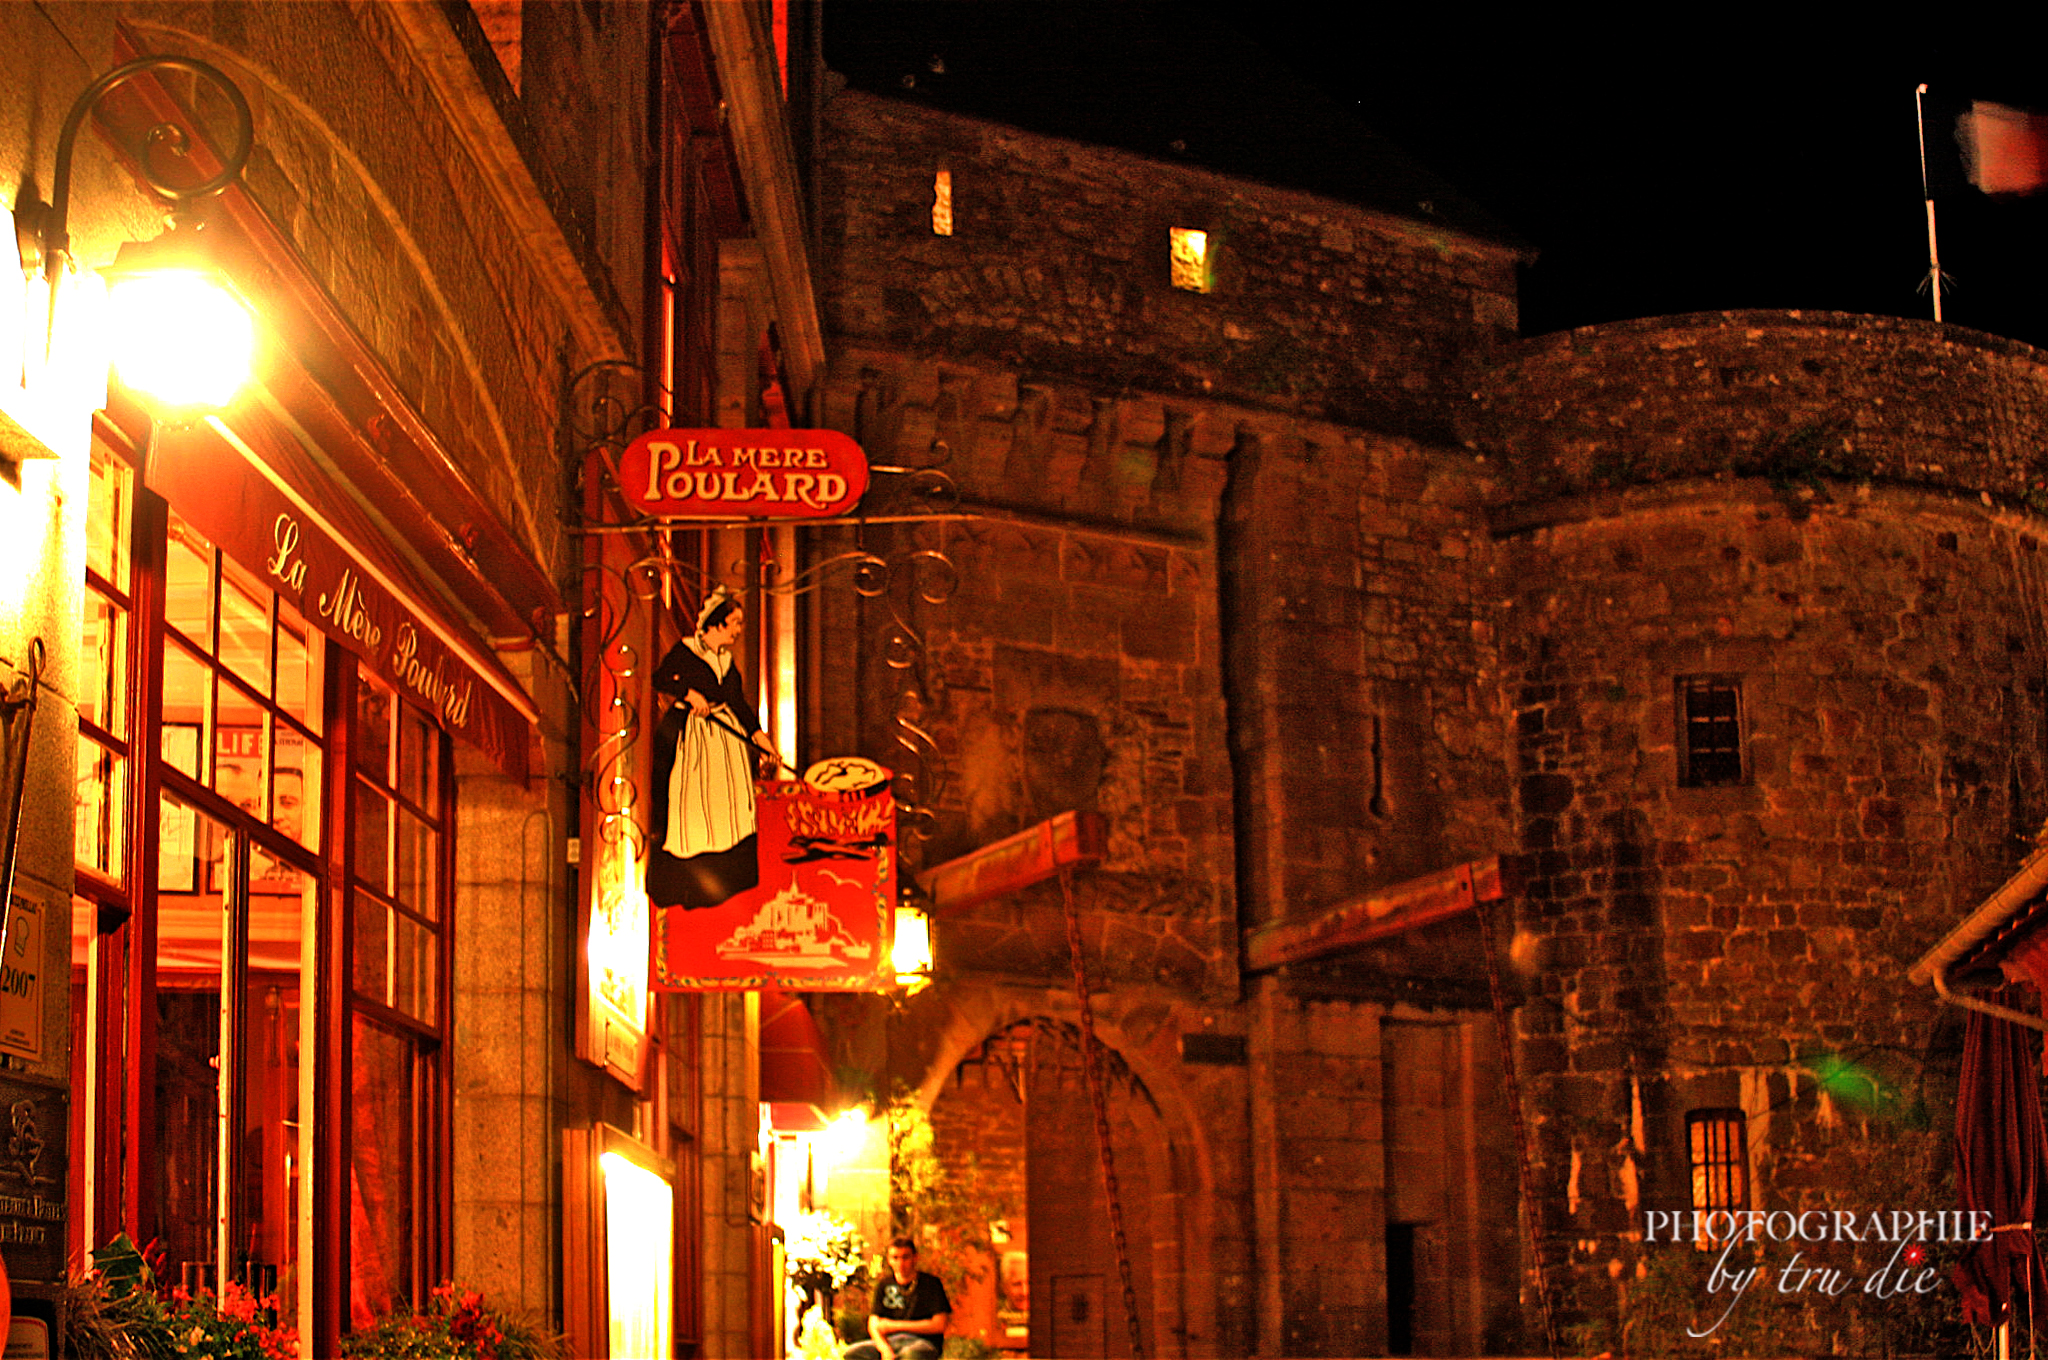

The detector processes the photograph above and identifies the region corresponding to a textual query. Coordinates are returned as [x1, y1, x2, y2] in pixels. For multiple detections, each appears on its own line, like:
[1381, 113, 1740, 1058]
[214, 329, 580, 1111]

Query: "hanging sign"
[619, 429, 868, 519]
[654, 761, 896, 990]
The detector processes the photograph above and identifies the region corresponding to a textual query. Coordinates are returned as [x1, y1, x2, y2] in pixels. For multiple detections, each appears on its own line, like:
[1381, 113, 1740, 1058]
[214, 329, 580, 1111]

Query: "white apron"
[664, 643, 757, 857]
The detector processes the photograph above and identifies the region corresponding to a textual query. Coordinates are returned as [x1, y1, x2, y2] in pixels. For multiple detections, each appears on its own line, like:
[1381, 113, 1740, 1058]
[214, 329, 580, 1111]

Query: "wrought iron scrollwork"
[568, 359, 960, 867]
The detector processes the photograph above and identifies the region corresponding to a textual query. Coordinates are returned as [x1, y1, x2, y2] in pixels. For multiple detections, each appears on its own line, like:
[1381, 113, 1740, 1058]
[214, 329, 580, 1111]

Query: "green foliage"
[340, 1283, 567, 1360]
[60, 1235, 296, 1360]
[941, 1336, 1000, 1358]
[887, 1096, 1014, 1291]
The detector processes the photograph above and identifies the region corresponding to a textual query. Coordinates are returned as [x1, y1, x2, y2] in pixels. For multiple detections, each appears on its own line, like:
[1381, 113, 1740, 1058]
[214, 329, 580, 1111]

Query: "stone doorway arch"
[896, 988, 1229, 1359]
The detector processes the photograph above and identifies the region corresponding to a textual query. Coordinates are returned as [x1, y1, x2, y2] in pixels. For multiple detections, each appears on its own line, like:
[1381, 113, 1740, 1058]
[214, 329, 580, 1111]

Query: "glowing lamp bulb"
[107, 271, 254, 409]
[892, 904, 933, 993]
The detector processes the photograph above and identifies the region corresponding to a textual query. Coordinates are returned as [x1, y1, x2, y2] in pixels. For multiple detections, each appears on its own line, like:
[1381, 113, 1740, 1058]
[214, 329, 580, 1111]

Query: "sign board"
[148, 424, 533, 779]
[0, 1073, 66, 1282]
[1243, 855, 1521, 972]
[654, 777, 895, 990]
[0, 893, 43, 1061]
[619, 430, 868, 519]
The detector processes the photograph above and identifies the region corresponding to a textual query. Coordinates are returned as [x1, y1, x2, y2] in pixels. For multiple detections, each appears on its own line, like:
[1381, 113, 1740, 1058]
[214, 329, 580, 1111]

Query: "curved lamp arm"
[39, 53, 254, 280]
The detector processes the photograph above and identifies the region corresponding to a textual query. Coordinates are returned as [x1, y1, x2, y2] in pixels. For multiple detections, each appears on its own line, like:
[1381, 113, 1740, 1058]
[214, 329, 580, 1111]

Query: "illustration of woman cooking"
[647, 587, 781, 908]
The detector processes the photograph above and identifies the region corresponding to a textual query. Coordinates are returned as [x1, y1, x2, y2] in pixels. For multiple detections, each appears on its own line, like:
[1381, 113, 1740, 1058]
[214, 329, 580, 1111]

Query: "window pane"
[164, 515, 214, 649]
[1170, 226, 1210, 292]
[276, 600, 321, 736]
[394, 809, 438, 921]
[160, 642, 212, 780]
[156, 984, 224, 1292]
[80, 586, 126, 732]
[152, 795, 228, 1290]
[218, 555, 273, 698]
[242, 970, 305, 1326]
[356, 676, 393, 782]
[392, 912, 438, 1026]
[350, 1018, 417, 1328]
[398, 705, 436, 812]
[74, 734, 126, 881]
[87, 439, 132, 591]
[353, 894, 389, 1006]
[355, 783, 391, 897]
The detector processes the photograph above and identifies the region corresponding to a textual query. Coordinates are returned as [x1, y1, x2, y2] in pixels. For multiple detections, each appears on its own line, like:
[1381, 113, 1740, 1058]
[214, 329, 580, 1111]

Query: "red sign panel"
[654, 778, 895, 990]
[619, 429, 868, 519]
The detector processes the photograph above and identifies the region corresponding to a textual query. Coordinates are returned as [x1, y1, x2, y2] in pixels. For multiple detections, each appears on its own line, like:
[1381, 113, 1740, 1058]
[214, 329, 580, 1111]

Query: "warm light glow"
[892, 904, 932, 992]
[1170, 227, 1210, 292]
[586, 851, 649, 1026]
[820, 1106, 870, 1166]
[107, 271, 254, 409]
[932, 169, 954, 236]
[602, 1151, 674, 1360]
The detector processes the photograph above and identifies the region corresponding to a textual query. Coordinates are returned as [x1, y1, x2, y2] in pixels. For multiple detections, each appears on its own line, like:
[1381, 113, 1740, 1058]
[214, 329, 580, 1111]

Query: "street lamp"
[15, 55, 256, 412]
[892, 895, 934, 994]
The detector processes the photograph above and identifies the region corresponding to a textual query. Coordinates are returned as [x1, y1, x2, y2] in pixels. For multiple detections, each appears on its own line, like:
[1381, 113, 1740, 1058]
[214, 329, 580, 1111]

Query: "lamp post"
[15, 54, 257, 411]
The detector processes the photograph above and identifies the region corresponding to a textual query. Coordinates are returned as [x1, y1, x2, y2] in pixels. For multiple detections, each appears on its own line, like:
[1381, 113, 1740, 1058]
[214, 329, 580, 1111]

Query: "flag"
[1960, 101, 2048, 197]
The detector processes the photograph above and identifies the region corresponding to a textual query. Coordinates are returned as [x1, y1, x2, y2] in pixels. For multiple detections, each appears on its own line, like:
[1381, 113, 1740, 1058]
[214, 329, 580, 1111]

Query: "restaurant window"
[71, 431, 452, 1332]
[348, 668, 452, 1324]
[1678, 675, 1743, 787]
[152, 506, 327, 1319]
[1687, 1108, 1748, 1247]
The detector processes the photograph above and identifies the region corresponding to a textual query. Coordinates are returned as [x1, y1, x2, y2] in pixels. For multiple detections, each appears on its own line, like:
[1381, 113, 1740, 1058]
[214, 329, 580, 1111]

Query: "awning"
[147, 411, 538, 779]
[1910, 846, 2048, 1033]
[760, 985, 837, 1124]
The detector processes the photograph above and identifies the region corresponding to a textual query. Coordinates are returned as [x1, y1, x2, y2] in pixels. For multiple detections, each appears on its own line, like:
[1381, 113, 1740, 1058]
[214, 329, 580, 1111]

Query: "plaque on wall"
[0, 1074, 66, 1284]
[0, 893, 45, 1061]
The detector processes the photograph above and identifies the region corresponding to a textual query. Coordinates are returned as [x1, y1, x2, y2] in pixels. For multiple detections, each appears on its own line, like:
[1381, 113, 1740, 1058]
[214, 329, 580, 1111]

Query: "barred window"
[1688, 1108, 1749, 1247]
[1678, 676, 1743, 786]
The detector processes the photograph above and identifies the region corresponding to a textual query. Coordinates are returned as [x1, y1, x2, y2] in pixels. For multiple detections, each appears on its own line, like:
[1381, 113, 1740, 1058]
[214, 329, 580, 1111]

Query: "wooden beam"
[1244, 855, 1522, 972]
[920, 810, 1108, 915]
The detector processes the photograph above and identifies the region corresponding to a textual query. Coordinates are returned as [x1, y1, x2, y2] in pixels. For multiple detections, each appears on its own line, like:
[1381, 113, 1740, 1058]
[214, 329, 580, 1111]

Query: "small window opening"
[1170, 227, 1209, 292]
[1687, 1108, 1749, 1248]
[1678, 675, 1743, 786]
[932, 169, 953, 236]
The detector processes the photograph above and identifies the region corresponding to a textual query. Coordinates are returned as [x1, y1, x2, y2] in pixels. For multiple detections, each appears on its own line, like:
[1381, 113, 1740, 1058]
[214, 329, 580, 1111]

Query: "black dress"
[647, 638, 763, 908]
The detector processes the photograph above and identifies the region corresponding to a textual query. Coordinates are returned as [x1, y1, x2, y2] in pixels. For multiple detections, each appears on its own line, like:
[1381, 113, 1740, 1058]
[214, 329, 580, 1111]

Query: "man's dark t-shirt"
[872, 1271, 950, 1324]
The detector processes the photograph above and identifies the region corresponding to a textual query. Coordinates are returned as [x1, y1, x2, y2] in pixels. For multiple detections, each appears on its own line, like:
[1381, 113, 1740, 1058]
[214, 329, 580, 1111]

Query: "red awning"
[147, 412, 538, 779]
[759, 986, 836, 1119]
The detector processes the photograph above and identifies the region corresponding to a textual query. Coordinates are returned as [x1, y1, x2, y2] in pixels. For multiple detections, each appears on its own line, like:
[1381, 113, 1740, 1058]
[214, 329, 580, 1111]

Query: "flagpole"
[1917, 83, 1945, 322]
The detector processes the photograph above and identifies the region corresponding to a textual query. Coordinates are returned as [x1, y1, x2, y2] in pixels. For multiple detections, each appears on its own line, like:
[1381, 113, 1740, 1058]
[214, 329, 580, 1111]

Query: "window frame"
[1677, 674, 1745, 787]
[70, 423, 456, 1330]
[1686, 1107, 1750, 1248]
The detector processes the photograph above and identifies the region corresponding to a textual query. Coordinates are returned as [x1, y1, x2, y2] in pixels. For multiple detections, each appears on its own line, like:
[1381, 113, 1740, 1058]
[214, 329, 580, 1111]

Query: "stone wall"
[819, 91, 1522, 444]
[1492, 477, 2048, 1321]
[1475, 310, 2048, 506]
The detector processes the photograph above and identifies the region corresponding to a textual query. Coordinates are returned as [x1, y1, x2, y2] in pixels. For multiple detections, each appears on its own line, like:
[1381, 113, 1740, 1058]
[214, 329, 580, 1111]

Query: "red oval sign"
[619, 429, 868, 519]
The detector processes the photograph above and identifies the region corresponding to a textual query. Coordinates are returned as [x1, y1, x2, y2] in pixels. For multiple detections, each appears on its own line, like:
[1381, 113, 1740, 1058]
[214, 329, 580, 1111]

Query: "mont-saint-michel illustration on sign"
[718, 880, 877, 967]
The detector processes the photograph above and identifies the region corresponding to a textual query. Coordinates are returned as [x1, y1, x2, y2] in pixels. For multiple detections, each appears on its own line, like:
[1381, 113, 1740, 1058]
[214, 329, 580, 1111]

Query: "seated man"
[844, 1236, 950, 1360]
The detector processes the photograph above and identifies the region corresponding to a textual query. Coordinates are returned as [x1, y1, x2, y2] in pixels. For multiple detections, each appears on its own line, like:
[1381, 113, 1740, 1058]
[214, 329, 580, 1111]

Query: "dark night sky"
[824, 4, 2048, 349]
